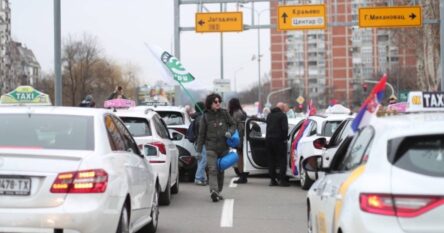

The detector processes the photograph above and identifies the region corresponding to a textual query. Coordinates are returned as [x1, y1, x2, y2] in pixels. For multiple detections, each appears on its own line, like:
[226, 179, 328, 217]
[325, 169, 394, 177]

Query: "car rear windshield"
[0, 114, 94, 150]
[120, 117, 152, 137]
[157, 111, 184, 125]
[321, 121, 342, 137]
[389, 135, 444, 177]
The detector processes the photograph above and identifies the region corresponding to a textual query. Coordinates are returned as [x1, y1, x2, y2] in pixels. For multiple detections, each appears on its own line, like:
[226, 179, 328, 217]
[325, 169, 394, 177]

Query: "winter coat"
[266, 107, 288, 141]
[231, 109, 247, 148]
[196, 108, 236, 155]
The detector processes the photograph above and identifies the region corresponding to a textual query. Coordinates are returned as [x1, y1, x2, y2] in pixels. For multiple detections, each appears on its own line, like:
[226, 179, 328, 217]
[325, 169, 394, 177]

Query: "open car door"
[243, 118, 304, 175]
[243, 118, 268, 174]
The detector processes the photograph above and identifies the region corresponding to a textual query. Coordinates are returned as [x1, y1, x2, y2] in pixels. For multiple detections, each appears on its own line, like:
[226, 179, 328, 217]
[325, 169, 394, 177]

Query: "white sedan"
[115, 109, 180, 206]
[0, 107, 159, 233]
[304, 96, 444, 233]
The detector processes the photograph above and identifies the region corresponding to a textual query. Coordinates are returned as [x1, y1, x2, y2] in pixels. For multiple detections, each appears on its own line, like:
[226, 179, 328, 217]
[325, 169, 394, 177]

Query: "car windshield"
[157, 111, 185, 125]
[321, 120, 342, 137]
[120, 117, 152, 137]
[0, 114, 94, 150]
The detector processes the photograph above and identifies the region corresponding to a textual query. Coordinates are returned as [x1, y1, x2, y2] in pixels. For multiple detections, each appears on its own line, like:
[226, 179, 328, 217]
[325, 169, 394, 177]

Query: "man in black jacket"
[266, 102, 289, 187]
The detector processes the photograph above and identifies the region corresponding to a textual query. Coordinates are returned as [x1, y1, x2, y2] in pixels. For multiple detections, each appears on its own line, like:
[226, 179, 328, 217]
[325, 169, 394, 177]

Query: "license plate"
[0, 176, 31, 196]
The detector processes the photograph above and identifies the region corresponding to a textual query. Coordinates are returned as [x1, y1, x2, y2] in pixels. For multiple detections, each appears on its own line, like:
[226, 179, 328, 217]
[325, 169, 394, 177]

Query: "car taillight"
[171, 127, 187, 135]
[51, 169, 108, 193]
[360, 193, 444, 217]
[150, 141, 166, 154]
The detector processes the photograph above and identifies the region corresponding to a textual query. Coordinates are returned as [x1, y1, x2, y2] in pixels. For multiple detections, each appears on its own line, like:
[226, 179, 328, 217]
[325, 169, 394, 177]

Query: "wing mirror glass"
[313, 137, 328, 149]
[302, 155, 324, 172]
[171, 132, 183, 141]
[144, 144, 159, 157]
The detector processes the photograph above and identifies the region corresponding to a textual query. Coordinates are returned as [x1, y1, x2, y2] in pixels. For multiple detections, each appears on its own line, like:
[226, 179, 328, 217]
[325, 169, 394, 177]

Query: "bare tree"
[62, 34, 101, 106]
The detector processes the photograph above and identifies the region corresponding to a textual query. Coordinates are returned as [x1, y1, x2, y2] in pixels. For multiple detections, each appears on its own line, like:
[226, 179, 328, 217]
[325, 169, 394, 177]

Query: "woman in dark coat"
[196, 93, 236, 202]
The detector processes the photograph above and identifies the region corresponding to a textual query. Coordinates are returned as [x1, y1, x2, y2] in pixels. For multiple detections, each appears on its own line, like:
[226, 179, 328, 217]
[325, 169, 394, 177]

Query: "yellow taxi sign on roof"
[0, 86, 52, 106]
[407, 91, 444, 112]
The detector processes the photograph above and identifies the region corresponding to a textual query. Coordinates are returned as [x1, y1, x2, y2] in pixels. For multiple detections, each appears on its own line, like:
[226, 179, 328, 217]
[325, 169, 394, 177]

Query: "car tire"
[116, 203, 130, 233]
[159, 175, 171, 206]
[300, 161, 314, 190]
[141, 184, 159, 233]
[171, 167, 179, 194]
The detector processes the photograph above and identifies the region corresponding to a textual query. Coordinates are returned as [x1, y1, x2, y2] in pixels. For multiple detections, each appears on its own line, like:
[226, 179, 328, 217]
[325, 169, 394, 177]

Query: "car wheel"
[159, 174, 171, 206]
[307, 202, 313, 233]
[116, 204, 130, 233]
[300, 162, 314, 190]
[171, 168, 179, 194]
[142, 184, 159, 233]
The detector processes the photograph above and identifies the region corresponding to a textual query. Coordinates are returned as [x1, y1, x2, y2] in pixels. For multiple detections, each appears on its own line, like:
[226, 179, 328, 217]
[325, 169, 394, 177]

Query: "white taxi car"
[115, 109, 180, 206]
[303, 92, 444, 233]
[0, 107, 159, 233]
[243, 105, 350, 190]
[133, 105, 197, 180]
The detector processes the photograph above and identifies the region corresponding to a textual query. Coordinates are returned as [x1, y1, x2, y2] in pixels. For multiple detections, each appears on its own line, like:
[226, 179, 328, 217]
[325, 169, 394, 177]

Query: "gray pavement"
[154, 171, 308, 233]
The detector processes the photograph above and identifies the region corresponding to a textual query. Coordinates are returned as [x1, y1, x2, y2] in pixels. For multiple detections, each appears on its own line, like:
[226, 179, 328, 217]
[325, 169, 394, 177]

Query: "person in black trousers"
[265, 102, 289, 187]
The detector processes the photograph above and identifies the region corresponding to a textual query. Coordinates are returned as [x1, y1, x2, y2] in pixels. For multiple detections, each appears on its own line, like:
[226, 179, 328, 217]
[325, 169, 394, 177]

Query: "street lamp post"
[234, 67, 244, 93]
[241, 5, 269, 107]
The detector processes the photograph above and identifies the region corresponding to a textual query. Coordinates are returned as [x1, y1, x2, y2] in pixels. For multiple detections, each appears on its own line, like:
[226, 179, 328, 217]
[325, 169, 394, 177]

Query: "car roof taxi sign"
[0, 86, 52, 106]
[407, 91, 444, 112]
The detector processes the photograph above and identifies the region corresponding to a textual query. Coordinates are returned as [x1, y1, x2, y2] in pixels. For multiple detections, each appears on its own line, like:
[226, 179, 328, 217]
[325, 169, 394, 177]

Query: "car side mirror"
[143, 144, 159, 157]
[302, 155, 324, 179]
[171, 132, 183, 141]
[313, 137, 328, 150]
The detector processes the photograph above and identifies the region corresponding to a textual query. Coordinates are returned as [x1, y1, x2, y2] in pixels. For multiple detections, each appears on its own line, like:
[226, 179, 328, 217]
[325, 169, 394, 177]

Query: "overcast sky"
[10, 0, 271, 92]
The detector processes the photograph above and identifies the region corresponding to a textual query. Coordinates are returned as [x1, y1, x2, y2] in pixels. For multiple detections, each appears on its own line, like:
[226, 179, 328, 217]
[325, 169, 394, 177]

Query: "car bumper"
[0, 195, 121, 233]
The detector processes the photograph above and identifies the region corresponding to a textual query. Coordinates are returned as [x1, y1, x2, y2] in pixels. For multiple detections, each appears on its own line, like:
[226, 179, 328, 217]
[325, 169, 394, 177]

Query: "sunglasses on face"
[213, 100, 221, 104]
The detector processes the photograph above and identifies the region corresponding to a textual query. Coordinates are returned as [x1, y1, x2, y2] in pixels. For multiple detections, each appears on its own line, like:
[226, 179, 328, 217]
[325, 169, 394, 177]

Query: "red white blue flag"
[351, 74, 387, 132]
[291, 100, 317, 175]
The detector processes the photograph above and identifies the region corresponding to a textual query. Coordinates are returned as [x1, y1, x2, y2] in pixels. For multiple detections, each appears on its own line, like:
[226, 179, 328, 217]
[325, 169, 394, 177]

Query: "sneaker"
[210, 191, 219, 202]
[194, 180, 207, 186]
[217, 194, 224, 200]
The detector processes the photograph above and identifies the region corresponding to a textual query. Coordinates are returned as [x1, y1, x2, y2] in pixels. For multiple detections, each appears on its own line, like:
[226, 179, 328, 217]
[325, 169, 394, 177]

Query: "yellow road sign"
[278, 5, 326, 31]
[195, 12, 243, 33]
[359, 6, 422, 28]
[296, 96, 305, 105]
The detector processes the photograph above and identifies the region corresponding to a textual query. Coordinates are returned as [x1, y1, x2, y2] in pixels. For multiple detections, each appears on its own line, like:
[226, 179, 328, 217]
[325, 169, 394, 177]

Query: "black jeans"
[266, 138, 287, 181]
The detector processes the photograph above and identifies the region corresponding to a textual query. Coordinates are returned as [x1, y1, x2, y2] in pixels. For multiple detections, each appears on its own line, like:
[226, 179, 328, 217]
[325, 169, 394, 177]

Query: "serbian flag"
[351, 74, 387, 132]
[290, 100, 317, 175]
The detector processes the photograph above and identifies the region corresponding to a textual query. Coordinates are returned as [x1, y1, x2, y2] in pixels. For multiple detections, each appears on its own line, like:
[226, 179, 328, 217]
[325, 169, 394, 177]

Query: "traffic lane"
[151, 172, 307, 233]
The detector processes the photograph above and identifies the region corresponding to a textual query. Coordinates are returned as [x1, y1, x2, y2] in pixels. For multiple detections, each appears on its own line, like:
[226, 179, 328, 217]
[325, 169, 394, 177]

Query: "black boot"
[234, 172, 248, 184]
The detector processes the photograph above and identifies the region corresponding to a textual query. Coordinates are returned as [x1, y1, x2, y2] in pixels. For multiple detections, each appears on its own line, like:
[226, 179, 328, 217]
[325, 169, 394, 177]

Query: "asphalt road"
[153, 171, 308, 233]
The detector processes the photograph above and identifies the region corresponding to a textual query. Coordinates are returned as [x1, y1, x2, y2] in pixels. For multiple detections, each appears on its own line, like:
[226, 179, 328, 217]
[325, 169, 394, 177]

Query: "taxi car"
[0, 105, 159, 233]
[243, 105, 350, 190]
[134, 105, 197, 180]
[115, 108, 180, 206]
[303, 92, 444, 233]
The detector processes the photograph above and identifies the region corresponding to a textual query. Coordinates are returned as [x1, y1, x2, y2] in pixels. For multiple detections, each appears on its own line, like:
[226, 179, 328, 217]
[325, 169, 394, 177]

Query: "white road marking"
[220, 199, 234, 227]
[229, 178, 238, 188]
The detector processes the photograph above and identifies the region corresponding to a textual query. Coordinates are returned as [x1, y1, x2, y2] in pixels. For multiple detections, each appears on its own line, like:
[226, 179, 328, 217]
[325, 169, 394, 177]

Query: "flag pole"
[177, 81, 204, 113]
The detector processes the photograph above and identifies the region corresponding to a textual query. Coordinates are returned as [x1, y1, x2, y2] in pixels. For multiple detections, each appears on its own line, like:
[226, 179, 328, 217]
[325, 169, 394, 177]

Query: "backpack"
[186, 114, 202, 143]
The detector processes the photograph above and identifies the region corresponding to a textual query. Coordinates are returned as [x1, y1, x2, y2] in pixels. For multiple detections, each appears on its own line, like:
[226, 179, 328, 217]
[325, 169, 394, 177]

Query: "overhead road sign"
[195, 12, 243, 33]
[359, 6, 422, 28]
[277, 5, 326, 31]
